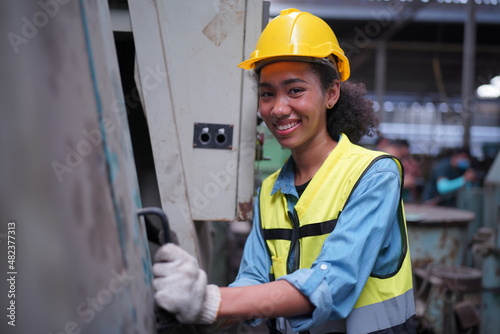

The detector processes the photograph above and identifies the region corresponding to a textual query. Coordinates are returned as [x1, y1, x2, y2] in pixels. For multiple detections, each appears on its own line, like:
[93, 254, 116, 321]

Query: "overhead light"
[476, 75, 500, 99]
[383, 101, 394, 112]
[439, 103, 450, 113]
[490, 75, 500, 86]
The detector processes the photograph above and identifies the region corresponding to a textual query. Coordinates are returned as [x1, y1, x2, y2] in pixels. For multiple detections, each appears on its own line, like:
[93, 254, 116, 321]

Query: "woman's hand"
[153, 243, 221, 324]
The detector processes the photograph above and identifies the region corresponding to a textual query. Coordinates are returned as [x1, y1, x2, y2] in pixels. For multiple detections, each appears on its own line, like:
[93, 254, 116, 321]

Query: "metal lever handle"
[136, 207, 179, 332]
[137, 207, 172, 245]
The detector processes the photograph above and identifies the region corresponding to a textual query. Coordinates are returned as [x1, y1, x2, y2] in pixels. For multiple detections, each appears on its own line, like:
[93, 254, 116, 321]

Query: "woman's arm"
[219, 280, 314, 320]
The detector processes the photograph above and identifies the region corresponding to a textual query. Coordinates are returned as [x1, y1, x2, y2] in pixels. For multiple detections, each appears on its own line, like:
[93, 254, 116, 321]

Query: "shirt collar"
[270, 156, 298, 197]
[269, 134, 345, 198]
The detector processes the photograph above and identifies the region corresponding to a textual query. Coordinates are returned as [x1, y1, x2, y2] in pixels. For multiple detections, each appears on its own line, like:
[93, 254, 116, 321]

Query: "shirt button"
[320, 264, 327, 270]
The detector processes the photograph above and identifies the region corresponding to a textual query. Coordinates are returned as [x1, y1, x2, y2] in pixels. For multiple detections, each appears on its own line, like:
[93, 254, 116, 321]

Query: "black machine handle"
[137, 207, 172, 245]
[136, 207, 179, 332]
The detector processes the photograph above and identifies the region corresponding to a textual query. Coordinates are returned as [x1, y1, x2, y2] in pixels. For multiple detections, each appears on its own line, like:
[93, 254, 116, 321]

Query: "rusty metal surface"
[406, 204, 476, 268]
[405, 203, 476, 226]
[454, 300, 481, 330]
[152, 0, 253, 222]
[431, 266, 483, 292]
[237, 198, 254, 222]
[0, 1, 155, 333]
[408, 223, 467, 268]
[127, 0, 200, 258]
[414, 265, 483, 334]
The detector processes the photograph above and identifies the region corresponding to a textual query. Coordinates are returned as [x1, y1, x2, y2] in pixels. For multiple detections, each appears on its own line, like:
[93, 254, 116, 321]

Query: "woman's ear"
[326, 80, 341, 108]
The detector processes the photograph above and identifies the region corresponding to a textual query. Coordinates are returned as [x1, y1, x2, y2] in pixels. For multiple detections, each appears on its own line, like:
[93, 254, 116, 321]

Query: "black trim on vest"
[287, 209, 301, 274]
[262, 219, 338, 240]
[368, 315, 417, 334]
[299, 219, 337, 238]
[340, 154, 408, 279]
[262, 228, 293, 240]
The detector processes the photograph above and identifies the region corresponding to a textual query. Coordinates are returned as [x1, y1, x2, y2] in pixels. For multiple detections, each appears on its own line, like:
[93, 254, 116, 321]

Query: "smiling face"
[258, 61, 339, 153]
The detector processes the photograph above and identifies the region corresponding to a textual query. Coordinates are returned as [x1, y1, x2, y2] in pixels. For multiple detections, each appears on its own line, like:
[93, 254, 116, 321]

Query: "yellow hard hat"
[238, 8, 350, 81]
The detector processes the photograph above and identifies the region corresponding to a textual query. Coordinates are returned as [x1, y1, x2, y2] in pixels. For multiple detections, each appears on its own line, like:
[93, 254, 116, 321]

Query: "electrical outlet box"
[193, 123, 233, 150]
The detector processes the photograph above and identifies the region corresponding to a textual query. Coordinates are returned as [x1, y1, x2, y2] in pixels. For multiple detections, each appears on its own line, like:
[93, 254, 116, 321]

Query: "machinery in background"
[0, 1, 266, 333]
[469, 152, 500, 334]
[411, 152, 500, 334]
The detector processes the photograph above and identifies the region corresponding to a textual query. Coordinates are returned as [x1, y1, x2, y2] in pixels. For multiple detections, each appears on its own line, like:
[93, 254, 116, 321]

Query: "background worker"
[153, 9, 416, 334]
[382, 139, 423, 203]
[422, 147, 477, 207]
[394, 139, 423, 203]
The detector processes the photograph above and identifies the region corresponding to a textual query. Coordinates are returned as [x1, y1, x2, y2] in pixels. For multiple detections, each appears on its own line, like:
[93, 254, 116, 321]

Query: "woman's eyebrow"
[282, 78, 307, 86]
[259, 78, 308, 88]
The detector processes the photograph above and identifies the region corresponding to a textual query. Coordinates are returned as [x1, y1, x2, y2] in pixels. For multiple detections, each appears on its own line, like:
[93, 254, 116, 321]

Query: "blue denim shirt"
[229, 146, 403, 332]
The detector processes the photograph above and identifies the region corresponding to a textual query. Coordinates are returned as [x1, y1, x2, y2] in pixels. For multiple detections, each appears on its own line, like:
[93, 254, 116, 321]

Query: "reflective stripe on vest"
[347, 289, 416, 333]
[259, 135, 415, 333]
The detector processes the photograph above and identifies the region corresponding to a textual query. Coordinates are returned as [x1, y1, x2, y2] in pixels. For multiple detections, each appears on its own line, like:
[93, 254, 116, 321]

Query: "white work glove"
[152, 243, 221, 325]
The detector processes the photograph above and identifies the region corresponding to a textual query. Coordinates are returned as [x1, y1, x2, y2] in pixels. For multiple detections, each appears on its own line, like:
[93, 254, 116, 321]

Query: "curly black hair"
[308, 62, 379, 144]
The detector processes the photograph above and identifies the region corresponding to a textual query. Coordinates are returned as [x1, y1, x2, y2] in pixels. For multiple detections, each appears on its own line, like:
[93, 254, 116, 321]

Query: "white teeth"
[277, 122, 297, 130]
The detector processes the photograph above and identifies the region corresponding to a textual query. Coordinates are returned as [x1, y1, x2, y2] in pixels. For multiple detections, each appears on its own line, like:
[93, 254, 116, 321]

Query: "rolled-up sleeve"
[279, 158, 403, 331]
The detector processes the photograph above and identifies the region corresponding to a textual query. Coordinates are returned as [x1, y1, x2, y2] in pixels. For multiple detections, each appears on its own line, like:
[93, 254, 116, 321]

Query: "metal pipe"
[461, 0, 476, 149]
[375, 41, 387, 122]
[480, 200, 500, 334]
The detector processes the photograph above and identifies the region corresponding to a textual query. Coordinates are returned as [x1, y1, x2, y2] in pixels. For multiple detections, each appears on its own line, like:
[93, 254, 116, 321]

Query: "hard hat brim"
[238, 54, 350, 82]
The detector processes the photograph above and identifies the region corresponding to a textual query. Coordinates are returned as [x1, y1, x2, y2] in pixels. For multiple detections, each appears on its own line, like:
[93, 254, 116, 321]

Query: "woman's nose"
[271, 96, 290, 118]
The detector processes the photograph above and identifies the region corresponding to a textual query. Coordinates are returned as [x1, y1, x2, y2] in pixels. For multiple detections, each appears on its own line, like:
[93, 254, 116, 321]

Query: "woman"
[153, 8, 416, 334]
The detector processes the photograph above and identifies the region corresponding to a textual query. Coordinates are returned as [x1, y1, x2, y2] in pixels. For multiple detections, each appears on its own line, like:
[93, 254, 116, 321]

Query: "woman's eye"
[260, 91, 273, 98]
[290, 88, 304, 95]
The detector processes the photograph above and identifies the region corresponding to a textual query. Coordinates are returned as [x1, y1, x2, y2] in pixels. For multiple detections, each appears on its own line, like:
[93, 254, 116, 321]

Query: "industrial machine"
[0, 0, 266, 333]
[410, 153, 500, 334]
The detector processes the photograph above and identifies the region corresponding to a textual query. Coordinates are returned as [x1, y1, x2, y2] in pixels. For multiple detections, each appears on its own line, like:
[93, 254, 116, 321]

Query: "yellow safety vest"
[259, 135, 415, 333]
